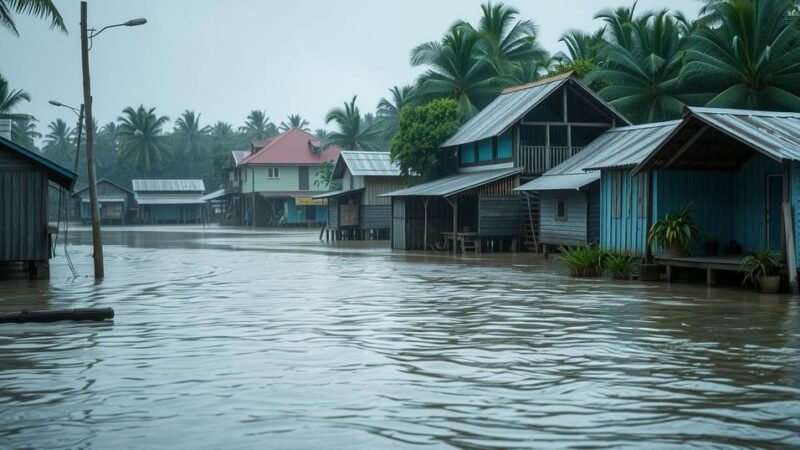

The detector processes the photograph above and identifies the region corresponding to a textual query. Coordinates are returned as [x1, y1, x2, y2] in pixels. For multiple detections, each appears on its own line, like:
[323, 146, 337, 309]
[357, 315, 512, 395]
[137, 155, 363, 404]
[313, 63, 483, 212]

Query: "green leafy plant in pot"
[739, 249, 782, 293]
[647, 204, 701, 257]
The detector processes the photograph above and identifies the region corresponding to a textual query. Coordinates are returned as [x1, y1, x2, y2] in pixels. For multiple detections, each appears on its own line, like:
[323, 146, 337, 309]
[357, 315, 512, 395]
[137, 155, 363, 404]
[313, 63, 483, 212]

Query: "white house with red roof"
[230, 128, 340, 226]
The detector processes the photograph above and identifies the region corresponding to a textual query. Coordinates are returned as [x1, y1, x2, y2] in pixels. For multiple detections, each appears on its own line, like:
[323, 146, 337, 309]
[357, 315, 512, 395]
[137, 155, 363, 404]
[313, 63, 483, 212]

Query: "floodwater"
[1, 226, 800, 449]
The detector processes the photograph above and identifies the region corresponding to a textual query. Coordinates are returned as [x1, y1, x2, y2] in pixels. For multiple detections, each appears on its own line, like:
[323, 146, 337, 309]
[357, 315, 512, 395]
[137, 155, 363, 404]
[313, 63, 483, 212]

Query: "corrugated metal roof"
[312, 187, 365, 199]
[73, 178, 133, 196]
[517, 172, 600, 191]
[441, 73, 629, 148]
[0, 135, 77, 190]
[132, 179, 205, 192]
[81, 196, 128, 203]
[199, 189, 226, 201]
[134, 194, 206, 205]
[686, 107, 800, 161]
[231, 151, 250, 165]
[334, 151, 401, 177]
[579, 121, 682, 171]
[380, 168, 521, 198]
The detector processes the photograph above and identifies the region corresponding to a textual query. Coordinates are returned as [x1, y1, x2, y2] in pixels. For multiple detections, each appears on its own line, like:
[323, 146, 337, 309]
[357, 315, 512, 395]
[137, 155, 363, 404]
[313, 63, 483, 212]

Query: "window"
[556, 199, 567, 220]
[611, 172, 622, 218]
[460, 144, 476, 164]
[266, 167, 280, 179]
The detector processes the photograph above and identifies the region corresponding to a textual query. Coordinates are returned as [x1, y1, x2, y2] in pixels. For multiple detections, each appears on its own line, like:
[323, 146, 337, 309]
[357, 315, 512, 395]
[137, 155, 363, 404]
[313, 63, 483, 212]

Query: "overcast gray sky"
[2, 0, 701, 136]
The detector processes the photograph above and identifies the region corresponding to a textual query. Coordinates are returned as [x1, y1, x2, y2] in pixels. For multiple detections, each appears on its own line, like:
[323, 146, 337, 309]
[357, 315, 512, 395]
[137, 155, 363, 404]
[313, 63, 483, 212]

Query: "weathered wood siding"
[539, 190, 588, 246]
[328, 198, 339, 229]
[600, 170, 648, 256]
[478, 196, 522, 236]
[586, 183, 600, 244]
[0, 150, 49, 262]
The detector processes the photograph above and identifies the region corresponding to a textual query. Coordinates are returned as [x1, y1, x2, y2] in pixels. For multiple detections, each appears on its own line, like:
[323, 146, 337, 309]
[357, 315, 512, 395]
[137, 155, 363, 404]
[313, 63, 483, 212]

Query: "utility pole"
[80, 1, 104, 279]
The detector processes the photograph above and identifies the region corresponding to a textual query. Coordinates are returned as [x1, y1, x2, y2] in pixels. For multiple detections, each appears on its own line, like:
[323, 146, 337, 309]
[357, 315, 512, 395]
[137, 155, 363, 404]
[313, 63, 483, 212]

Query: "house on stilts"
[73, 178, 135, 225]
[515, 121, 680, 251]
[381, 72, 629, 252]
[132, 179, 206, 224]
[0, 122, 77, 279]
[313, 151, 405, 240]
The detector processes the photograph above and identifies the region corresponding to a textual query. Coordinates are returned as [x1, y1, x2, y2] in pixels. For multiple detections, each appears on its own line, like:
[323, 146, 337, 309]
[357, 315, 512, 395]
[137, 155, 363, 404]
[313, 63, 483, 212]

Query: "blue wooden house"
[592, 107, 800, 285]
[516, 121, 680, 250]
[382, 72, 629, 251]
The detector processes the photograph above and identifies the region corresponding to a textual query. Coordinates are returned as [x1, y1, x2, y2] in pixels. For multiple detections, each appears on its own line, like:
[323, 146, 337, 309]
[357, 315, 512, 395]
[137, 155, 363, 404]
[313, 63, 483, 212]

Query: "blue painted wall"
[478, 138, 493, 162]
[498, 129, 513, 159]
[284, 198, 327, 224]
[602, 154, 783, 256]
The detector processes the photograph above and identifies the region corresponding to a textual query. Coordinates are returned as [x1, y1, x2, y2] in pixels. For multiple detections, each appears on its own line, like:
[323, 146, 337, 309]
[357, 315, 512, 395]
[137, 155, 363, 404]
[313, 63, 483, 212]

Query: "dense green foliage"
[556, 246, 608, 277]
[604, 253, 639, 279]
[389, 98, 461, 180]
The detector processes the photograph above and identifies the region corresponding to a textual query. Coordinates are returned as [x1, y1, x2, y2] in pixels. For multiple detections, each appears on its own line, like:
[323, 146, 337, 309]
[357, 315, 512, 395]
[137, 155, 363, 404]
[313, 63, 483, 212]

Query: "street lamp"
[48, 100, 84, 175]
[80, 1, 146, 279]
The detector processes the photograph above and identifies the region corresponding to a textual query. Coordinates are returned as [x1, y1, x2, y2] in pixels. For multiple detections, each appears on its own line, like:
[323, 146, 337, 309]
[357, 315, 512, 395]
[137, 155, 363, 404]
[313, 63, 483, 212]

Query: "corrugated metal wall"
[478, 196, 522, 236]
[360, 205, 391, 229]
[363, 177, 404, 206]
[600, 170, 648, 256]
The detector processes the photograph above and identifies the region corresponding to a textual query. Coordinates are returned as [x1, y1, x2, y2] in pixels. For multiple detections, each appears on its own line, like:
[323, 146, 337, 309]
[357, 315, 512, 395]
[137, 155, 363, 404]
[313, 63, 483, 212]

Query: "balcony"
[516, 146, 584, 176]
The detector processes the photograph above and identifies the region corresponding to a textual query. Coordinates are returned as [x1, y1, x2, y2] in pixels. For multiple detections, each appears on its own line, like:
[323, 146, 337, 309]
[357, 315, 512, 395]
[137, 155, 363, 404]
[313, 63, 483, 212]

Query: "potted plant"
[739, 249, 782, 293]
[605, 253, 638, 280]
[647, 204, 702, 257]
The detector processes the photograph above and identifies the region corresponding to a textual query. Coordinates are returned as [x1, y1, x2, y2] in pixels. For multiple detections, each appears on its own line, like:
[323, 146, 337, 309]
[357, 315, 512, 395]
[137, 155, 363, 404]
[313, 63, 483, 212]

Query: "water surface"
[1, 227, 799, 449]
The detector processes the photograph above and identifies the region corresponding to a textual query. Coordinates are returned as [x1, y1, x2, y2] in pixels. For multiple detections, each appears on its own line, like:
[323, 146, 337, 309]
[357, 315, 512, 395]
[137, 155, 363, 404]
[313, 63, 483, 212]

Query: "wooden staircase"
[522, 193, 539, 252]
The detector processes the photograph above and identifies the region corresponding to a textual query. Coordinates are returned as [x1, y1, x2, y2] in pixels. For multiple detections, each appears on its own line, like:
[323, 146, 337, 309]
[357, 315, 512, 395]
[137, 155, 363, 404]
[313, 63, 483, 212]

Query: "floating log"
[0, 307, 114, 324]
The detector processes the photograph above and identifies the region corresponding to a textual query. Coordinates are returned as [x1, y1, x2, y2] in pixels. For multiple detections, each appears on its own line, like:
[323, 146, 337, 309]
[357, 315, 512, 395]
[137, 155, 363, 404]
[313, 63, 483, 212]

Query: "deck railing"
[516, 146, 584, 175]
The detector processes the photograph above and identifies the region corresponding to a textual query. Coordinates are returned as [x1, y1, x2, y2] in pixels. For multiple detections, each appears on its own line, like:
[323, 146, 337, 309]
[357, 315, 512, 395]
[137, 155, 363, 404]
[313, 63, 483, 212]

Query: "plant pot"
[758, 275, 781, 293]
[667, 243, 686, 258]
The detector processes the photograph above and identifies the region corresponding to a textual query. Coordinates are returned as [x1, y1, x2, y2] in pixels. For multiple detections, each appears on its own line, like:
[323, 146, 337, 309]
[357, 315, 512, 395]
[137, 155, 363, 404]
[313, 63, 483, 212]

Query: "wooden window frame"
[556, 198, 568, 221]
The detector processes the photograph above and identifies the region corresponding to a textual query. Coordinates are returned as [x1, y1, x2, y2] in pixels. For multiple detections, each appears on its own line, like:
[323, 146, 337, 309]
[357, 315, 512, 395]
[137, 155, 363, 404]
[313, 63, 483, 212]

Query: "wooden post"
[81, 2, 104, 279]
[423, 197, 429, 251]
[783, 202, 798, 293]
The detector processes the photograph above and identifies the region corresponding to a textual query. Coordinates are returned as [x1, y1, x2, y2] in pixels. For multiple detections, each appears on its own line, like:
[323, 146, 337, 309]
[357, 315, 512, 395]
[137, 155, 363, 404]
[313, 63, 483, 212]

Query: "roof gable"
[0, 136, 77, 190]
[442, 73, 630, 148]
[240, 128, 341, 166]
[333, 151, 401, 178]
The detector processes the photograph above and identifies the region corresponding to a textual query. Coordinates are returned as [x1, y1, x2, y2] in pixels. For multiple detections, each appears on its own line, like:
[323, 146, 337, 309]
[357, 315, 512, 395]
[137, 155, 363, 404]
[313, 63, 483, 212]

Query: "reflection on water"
[1, 226, 799, 448]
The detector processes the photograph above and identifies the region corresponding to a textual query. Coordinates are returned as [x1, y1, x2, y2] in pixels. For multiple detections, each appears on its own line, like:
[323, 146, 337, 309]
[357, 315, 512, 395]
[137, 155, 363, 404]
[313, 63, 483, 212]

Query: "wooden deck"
[654, 255, 745, 286]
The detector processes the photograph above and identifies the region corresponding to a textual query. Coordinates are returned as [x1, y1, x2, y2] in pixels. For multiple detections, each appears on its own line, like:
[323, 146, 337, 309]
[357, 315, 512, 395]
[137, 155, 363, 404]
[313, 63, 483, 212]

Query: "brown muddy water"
[1, 226, 799, 449]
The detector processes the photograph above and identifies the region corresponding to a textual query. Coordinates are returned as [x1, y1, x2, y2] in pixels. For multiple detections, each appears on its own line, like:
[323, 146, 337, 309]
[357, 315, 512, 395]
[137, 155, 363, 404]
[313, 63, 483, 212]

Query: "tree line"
[2, 0, 800, 190]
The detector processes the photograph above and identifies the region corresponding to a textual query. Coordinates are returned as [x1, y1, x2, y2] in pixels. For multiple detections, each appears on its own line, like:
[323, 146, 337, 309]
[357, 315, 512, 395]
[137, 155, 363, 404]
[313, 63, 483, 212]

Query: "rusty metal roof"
[441, 73, 629, 148]
[380, 167, 521, 198]
[333, 151, 401, 177]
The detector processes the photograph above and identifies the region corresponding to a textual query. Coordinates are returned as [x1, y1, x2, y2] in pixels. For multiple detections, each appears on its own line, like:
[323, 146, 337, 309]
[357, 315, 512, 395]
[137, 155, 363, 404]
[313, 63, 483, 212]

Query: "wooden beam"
[663, 125, 709, 169]
[520, 121, 611, 127]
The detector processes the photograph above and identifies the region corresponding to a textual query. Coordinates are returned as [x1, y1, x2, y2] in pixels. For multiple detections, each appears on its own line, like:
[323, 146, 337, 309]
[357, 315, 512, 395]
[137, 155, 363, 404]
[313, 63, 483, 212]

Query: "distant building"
[0, 121, 77, 279]
[314, 151, 406, 240]
[132, 179, 206, 224]
[73, 178, 135, 225]
[228, 128, 340, 226]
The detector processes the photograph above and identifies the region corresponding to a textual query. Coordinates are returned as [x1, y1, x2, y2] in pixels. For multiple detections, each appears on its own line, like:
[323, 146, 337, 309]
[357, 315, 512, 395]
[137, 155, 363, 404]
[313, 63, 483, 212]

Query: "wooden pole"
[783, 202, 798, 293]
[423, 197, 429, 251]
[81, 1, 104, 279]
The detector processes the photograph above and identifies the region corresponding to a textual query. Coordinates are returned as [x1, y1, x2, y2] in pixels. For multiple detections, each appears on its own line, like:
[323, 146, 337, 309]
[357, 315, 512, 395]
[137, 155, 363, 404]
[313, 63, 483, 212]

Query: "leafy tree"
[173, 110, 210, 178]
[117, 105, 171, 174]
[239, 109, 277, 140]
[324, 96, 381, 151]
[0, 0, 65, 36]
[11, 116, 40, 148]
[314, 159, 338, 189]
[683, 0, 800, 111]
[0, 74, 31, 119]
[389, 98, 461, 180]
[279, 114, 310, 132]
[411, 25, 501, 118]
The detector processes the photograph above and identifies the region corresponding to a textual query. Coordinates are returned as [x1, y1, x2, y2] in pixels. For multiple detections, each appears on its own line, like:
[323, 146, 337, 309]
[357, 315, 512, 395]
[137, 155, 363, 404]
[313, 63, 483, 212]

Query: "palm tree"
[587, 9, 703, 123]
[683, 0, 800, 111]
[173, 110, 210, 178]
[0, 0, 66, 36]
[558, 28, 606, 65]
[376, 85, 415, 142]
[464, 2, 549, 77]
[210, 121, 235, 146]
[239, 109, 277, 140]
[412, 25, 501, 118]
[43, 118, 75, 166]
[11, 116, 40, 147]
[314, 128, 329, 140]
[324, 96, 381, 151]
[117, 105, 171, 174]
[0, 74, 32, 119]
[279, 114, 310, 132]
